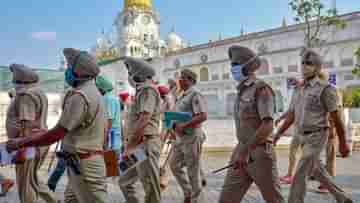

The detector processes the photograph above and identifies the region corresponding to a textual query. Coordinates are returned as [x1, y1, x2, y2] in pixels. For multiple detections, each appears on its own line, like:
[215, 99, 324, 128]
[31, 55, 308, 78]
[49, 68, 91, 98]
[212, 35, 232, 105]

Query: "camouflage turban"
[228, 45, 261, 73]
[180, 69, 197, 84]
[9, 64, 39, 84]
[63, 48, 100, 80]
[124, 57, 155, 81]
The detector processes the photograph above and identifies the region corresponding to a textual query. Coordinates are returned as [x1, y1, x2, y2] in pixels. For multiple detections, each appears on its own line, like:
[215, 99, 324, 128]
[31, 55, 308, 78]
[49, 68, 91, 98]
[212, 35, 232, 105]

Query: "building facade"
[151, 12, 360, 117]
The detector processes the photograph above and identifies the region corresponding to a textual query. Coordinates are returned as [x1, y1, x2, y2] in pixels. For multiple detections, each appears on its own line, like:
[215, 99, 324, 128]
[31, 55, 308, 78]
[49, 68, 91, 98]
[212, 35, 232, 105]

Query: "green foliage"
[352, 48, 360, 76]
[344, 88, 360, 108]
[289, 0, 346, 48]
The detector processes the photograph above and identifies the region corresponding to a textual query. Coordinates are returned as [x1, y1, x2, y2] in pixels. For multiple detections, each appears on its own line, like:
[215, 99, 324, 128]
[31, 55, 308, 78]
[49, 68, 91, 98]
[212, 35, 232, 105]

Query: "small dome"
[166, 32, 183, 51]
[96, 37, 107, 50]
[158, 39, 167, 48]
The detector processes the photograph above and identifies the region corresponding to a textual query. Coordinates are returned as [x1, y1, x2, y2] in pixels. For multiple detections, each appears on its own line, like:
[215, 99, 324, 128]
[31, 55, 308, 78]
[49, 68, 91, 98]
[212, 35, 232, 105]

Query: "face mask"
[230, 55, 257, 81]
[14, 83, 28, 93]
[231, 65, 245, 81]
[301, 65, 317, 79]
[65, 66, 77, 87]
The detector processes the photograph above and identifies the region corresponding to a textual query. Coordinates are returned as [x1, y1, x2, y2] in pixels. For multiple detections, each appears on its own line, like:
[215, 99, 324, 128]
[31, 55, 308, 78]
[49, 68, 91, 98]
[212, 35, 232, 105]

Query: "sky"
[0, 0, 359, 68]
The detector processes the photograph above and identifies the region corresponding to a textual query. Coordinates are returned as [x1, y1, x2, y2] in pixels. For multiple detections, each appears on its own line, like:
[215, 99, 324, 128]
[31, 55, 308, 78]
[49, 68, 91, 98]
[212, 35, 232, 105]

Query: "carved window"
[273, 67, 283, 74]
[341, 58, 354, 67]
[324, 61, 334, 69]
[212, 74, 219, 81]
[201, 54, 208, 63]
[200, 67, 209, 82]
[288, 65, 298, 72]
[223, 73, 230, 80]
[344, 75, 354, 81]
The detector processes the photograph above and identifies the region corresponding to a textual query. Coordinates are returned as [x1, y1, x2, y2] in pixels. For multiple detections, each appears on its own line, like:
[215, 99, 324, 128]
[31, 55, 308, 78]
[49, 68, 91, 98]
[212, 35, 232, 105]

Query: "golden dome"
[124, 0, 152, 10]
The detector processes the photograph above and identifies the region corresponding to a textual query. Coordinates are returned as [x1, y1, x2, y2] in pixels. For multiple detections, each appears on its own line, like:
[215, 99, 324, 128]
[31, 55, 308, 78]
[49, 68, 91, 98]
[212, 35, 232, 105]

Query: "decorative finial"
[282, 17, 287, 27]
[171, 26, 175, 33]
[218, 33, 222, 40]
[240, 25, 245, 36]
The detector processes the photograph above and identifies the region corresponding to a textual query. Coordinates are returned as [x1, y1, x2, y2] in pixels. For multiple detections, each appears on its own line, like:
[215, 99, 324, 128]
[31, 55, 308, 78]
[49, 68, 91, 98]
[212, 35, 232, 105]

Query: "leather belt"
[77, 150, 104, 160]
[303, 127, 328, 135]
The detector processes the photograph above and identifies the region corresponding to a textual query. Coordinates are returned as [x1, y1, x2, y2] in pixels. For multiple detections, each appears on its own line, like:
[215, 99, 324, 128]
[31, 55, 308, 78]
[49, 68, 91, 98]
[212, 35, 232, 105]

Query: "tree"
[352, 48, 360, 76]
[289, 0, 346, 49]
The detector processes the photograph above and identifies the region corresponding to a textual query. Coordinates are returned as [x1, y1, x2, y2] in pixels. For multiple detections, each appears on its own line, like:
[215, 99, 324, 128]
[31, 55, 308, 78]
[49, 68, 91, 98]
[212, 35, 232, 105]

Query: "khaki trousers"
[16, 146, 56, 203]
[119, 137, 161, 203]
[288, 131, 351, 203]
[169, 134, 204, 203]
[326, 137, 337, 177]
[64, 154, 108, 203]
[288, 135, 303, 176]
[219, 143, 285, 203]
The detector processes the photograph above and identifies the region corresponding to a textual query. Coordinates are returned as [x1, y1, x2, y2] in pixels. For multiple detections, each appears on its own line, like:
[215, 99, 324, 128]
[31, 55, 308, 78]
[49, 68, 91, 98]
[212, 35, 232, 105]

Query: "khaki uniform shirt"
[59, 80, 106, 153]
[288, 86, 304, 133]
[6, 86, 48, 138]
[175, 87, 207, 137]
[234, 78, 275, 144]
[128, 82, 161, 137]
[298, 77, 338, 133]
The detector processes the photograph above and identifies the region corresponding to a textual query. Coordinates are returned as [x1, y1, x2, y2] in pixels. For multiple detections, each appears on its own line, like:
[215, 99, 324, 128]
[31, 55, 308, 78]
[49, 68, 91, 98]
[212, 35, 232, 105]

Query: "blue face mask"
[231, 64, 245, 81]
[230, 55, 258, 81]
[65, 52, 85, 87]
[65, 66, 77, 87]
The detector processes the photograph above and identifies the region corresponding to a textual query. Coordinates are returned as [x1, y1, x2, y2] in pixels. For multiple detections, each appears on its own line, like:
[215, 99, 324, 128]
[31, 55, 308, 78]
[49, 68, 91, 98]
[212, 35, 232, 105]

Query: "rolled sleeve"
[321, 86, 338, 113]
[192, 94, 207, 114]
[257, 87, 275, 120]
[17, 95, 37, 121]
[58, 94, 87, 131]
[138, 89, 157, 114]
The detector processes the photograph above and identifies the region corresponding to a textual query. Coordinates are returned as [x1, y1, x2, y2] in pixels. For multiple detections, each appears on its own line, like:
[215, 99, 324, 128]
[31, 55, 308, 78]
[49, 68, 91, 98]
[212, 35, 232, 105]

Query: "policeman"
[218, 46, 284, 203]
[276, 78, 304, 185]
[119, 57, 162, 203]
[169, 69, 208, 203]
[7, 48, 108, 203]
[275, 49, 352, 203]
[5, 64, 56, 203]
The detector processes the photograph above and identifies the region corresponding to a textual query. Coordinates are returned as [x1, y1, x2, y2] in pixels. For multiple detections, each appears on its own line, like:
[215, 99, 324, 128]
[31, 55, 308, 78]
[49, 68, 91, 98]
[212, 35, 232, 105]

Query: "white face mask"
[14, 83, 29, 93]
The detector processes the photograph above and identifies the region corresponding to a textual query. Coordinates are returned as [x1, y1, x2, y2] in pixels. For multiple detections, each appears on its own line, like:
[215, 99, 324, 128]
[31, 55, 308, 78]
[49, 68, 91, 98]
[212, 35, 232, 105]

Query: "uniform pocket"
[305, 94, 321, 111]
[239, 98, 257, 119]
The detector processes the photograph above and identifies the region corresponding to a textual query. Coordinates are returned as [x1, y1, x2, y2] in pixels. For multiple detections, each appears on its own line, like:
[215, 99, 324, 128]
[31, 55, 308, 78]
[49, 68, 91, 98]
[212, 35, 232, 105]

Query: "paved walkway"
[0, 150, 359, 203]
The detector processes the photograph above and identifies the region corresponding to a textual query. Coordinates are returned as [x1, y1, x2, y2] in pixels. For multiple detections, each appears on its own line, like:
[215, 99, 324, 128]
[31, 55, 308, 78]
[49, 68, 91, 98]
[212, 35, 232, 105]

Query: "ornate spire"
[124, 0, 152, 11]
[240, 25, 245, 36]
[282, 17, 287, 27]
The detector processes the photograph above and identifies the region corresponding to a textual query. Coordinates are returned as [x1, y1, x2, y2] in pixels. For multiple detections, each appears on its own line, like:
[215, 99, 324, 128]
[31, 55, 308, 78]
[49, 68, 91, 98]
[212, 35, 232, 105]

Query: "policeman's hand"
[31, 128, 47, 136]
[273, 134, 281, 146]
[174, 123, 186, 135]
[338, 141, 350, 158]
[274, 118, 282, 126]
[233, 152, 248, 176]
[6, 138, 26, 153]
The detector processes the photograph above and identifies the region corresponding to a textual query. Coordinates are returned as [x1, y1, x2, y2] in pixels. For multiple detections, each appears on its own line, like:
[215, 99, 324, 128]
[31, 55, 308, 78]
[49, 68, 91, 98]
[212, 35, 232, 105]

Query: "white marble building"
[95, 2, 360, 149]
[151, 12, 360, 117]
